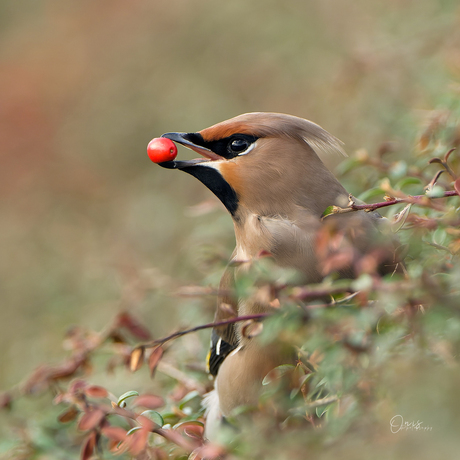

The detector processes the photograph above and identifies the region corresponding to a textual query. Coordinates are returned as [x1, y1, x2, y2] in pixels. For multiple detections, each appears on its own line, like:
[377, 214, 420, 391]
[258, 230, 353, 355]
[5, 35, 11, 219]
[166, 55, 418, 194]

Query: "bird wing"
[207, 264, 239, 376]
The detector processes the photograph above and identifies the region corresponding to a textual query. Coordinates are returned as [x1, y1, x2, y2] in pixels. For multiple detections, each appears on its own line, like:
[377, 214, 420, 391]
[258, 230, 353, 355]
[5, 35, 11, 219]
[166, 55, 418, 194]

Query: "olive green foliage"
[1, 1, 460, 459]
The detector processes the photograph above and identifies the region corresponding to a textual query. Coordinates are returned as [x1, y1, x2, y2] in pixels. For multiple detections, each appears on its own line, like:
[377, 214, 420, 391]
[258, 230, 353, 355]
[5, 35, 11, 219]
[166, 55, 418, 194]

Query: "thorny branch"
[324, 148, 459, 219]
[322, 190, 459, 219]
[141, 313, 271, 350]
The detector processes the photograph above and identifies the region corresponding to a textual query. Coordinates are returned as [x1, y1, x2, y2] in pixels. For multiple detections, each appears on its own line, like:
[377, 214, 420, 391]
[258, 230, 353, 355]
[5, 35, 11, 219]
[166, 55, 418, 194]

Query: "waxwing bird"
[157, 112, 396, 437]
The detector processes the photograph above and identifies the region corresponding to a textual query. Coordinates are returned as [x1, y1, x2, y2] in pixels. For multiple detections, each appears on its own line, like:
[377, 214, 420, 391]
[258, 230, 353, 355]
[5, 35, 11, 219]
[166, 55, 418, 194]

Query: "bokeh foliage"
[1, 0, 460, 459]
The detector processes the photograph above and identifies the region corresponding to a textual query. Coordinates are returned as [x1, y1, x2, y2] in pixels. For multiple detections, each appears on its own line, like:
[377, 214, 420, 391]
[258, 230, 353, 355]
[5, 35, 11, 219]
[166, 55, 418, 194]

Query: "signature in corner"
[390, 414, 433, 434]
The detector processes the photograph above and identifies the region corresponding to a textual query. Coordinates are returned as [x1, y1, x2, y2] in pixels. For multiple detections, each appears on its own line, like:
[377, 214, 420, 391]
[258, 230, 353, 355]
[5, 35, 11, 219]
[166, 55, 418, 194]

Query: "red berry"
[147, 138, 177, 163]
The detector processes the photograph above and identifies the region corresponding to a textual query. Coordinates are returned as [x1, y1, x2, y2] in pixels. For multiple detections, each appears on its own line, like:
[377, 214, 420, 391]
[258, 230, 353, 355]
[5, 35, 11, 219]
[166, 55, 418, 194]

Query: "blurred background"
[1, 0, 459, 401]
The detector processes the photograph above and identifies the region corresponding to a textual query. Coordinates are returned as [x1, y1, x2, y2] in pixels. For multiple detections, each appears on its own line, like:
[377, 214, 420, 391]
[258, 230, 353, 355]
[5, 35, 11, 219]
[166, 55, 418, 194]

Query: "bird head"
[159, 112, 348, 220]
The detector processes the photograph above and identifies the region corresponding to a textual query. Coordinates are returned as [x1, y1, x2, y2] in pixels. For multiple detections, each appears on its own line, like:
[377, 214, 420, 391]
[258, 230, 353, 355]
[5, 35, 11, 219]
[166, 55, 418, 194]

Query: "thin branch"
[306, 395, 339, 409]
[142, 313, 271, 349]
[323, 190, 458, 219]
[424, 240, 454, 255]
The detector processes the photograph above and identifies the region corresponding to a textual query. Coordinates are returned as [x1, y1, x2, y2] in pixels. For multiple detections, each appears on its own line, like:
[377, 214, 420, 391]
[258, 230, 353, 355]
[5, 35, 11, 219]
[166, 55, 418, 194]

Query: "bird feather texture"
[158, 113, 397, 435]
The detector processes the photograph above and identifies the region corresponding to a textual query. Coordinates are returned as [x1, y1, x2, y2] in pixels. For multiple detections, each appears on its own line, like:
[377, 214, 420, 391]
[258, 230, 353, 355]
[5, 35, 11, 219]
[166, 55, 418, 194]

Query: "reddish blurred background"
[1, 0, 459, 391]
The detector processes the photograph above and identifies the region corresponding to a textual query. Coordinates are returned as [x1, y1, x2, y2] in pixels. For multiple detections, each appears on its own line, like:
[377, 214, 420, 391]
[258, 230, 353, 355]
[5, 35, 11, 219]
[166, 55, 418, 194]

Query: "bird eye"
[228, 138, 250, 154]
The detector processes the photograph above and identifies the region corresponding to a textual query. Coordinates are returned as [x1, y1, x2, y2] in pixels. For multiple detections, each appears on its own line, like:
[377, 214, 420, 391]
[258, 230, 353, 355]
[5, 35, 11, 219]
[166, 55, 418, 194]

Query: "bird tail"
[202, 389, 223, 441]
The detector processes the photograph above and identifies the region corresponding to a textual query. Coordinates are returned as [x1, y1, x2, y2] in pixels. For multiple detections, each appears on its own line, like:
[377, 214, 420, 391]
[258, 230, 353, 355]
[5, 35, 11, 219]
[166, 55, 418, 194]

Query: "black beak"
[156, 132, 238, 216]
[157, 132, 214, 169]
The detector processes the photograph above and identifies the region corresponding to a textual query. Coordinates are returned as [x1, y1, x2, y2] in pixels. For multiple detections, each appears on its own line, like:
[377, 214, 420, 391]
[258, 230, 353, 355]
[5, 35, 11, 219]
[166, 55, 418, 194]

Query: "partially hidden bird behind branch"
[155, 112, 397, 438]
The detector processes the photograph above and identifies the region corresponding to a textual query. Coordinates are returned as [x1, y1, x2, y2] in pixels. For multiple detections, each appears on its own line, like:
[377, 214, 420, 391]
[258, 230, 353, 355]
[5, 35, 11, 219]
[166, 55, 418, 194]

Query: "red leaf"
[454, 177, 460, 195]
[81, 432, 97, 460]
[148, 347, 164, 378]
[85, 385, 108, 399]
[175, 421, 204, 441]
[78, 408, 106, 431]
[137, 415, 155, 432]
[101, 425, 128, 442]
[134, 394, 165, 410]
[116, 312, 152, 340]
[128, 428, 150, 456]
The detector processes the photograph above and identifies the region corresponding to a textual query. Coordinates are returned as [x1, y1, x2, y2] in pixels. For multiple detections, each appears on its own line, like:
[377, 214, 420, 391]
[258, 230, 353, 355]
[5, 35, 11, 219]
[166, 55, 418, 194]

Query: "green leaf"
[426, 185, 445, 198]
[178, 390, 201, 410]
[432, 227, 448, 246]
[140, 410, 164, 426]
[161, 412, 181, 425]
[126, 426, 142, 436]
[290, 373, 314, 399]
[262, 364, 296, 386]
[321, 205, 336, 219]
[395, 177, 422, 190]
[316, 406, 329, 418]
[117, 390, 139, 407]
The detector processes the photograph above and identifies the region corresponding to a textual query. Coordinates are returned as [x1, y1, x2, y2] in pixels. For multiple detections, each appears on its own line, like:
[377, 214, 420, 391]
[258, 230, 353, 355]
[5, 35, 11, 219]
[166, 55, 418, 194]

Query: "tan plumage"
[159, 112, 395, 437]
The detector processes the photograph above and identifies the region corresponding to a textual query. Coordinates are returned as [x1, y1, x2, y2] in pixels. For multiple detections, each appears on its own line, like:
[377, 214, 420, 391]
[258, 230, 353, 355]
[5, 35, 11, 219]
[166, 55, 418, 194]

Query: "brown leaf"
[148, 347, 163, 378]
[58, 406, 80, 423]
[444, 147, 456, 163]
[418, 131, 431, 151]
[241, 320, 264, 339]
[85, 385, 108, 399]
[425, 170, 445, 192]
[69, 379, 88, 394]
[78, 408, 106, 431]
[108, 330, 128, 344]
[134, 394, 165, 410]
[49, 357, 87, 381]
[116, 312, 152, 340]
[81, 431, 97, 460]
[101, 425, 128, 442]
[129, 347, 145, 373]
